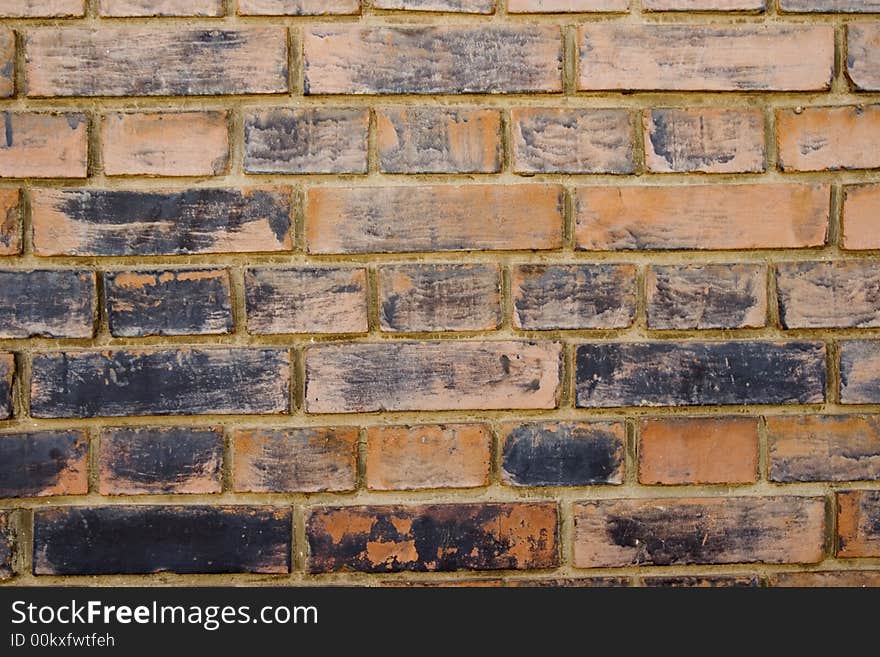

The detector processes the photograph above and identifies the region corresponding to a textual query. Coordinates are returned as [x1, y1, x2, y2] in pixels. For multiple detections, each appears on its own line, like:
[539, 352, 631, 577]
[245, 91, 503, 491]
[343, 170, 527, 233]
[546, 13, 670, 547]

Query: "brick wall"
[0, 0, 878, 587]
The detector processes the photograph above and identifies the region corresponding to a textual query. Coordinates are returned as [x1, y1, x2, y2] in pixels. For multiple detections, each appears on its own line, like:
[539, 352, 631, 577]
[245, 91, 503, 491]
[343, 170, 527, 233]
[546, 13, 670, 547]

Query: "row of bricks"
[0, 24, 877, 97]
[6, 105, 880, 179]
[0, 415, 879, 499]
[1, 491, 878, 575]
[8, 1, 880, 19]
[1, 260, 880, 338]
[2, 183, 879, 255]
[0, 340, 875, 416]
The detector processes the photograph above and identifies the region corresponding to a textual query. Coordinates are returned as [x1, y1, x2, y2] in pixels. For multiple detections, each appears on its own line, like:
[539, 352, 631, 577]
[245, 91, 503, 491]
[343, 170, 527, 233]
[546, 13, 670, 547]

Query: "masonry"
[0, 0, 878, 588]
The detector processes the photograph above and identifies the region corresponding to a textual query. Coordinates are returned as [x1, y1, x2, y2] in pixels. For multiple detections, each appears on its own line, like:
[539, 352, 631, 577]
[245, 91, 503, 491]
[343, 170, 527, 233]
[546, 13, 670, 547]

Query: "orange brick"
[778, 105, 880, 171]
[838, 491, 880, 558]
[0, 1, 84, 17]
[509, 0, 629, 10]
[843, 184, 880, 250]
[99, 0, 224, 15]
[238, 0, 360, 13]
[0, 189, 20, 256]
[0, 113, 88, 179]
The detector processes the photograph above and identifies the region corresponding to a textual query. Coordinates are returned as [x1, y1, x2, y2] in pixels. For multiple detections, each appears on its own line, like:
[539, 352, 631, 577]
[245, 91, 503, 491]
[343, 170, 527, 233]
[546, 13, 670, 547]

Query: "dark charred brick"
[32, 187, 292, 256]
[30, 348, 290, 418]
[837, 490, 880, 558]
[777, 261, 880, 328]
[245, 267, 368, 335]
[0, 270, 95, 338]
[98, 427, 223, 495]
[0, 353, 13, 419]
[646, 264, 767, 330]
[501, 421, 625, 486]
[574, 497, 825, 567]
[233, 427, 358, 493]
[307, 503, 558, 573]
[507, 577, 631, 587]
[33, 506, 291, 575]
[512, 264, 636, 330]
[378, 264, 502, 332]
[768, 415, 880, 482]
[0, 431, 88, 498]
[303, 25, 562, 94]
[642, 575, 760, 588]
[105, 269, 233, 337]
[0, 511, 12, 580]
[244, 108, 369, 174]
[840, 341, 880, 404]
[576, 342, 826, 408]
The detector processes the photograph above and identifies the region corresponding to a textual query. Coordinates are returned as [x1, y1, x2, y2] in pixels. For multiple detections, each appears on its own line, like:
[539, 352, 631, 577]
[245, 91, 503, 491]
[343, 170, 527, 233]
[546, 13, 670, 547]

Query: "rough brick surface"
[0, 511, 12, 580]
[847, 24, 880, 91]
[0, 270, 95, 338]
[843, 184, 880, 250]
[840, 341, 880, 404]
[0, 431, 88, 498]
[0, 1, 84, 16]
[0, 113, 88, 179]
[777, 261, 880, 328]
[837, 491, 880, 558]
[238, 0, 360, 13]
[0, 189, 19, 255]
[99, 1, 224, 16]
[777, 105, 880, 171]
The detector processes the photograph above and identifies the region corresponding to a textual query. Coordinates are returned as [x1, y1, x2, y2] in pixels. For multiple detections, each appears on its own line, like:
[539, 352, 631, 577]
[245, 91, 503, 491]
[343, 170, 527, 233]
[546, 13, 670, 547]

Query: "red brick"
[234, 427, 358, 493]
[575, 184, 829, 251]
[307, 185, 563, 254]
[0, 189, 19, 255]
[0, 1, 84, 16]
[378, 264, 501, 332]
[508, 0, 629, 10]
[512, 108, 633, 174]
[307, 503, 558, 572]
[847, 24, 880, 91]
[777, 261, 880, 328]
[578, 24, 833, 91]
[838, 491, 880, 558]
[238, 0, 360, 13]
[24, 28, 288, 97]
[0, 30, 14, 98]
[638, 417, 759, 485]
[574, 497, 825, 567]
[305, 341, 561, 413]
[366, 424, 491, 490]
[99, 0, 224, 15]
[0, 113, 88, 179]
[782, 0, 880, 9]
[645, 0, 764, 8]
[102, 112, 229, 177]
[644, 108, 766, 173]
[843, 184, 880, 250]
[778, 105, 880, 171]
[839, 341, 880, 405]
[0, 431, 88, 498]
[770, 571, 880, 587]
[373, 0, 495, 11]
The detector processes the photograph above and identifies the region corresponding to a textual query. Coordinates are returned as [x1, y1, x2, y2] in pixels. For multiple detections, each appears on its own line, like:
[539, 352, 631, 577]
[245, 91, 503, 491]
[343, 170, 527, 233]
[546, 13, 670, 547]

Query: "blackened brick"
[0, 431, 88, 498]
[0, 270, 95, 338]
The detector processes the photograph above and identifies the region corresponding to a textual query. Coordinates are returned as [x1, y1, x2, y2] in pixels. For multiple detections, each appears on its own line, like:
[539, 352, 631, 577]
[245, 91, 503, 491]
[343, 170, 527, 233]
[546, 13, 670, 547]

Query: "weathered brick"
[512, 264, 636, 330]
[777, 261, 880, 328]
[34, 506, 291, 575]
[233, 427, 358, 493]
[245, 267, 368, 335]
[238, 0, 360, 13]
[838, 491, 880, 558]
[32, 187, 292, 256]
[843, 184, 880, 250]
[579, 24, 832, 91]
[644, 0, 764, 8]
[0, 1, 84, 16]
[638, 417, 759, 485]
[0, 189, 19, 255]
[576, 342, 826, 407]
[575, 184, 829, 251]
[377, 107, 502, 174]
[0, 353, 14, 419]
[847, 24, 880, 91]
[303, 25, 562, 94]
[306, 341, 561, 413]
[373, 1, 495, 12]
[573, 497, 825, 567]
[507, 577, 631, 587]
[378, 264, 501, 332]
[307, 185, 563, 254]
[307, 503, 558, 572]
[0, 270, 95, 338]
[24, 28, 288, 97]
[646, 264, 768, 330]
[840, 341, 880, 404]
[104, 269, 232, 337]
[511, 108, 633, 174]
[501, 421, 625, 487]
[0, 431, 88, 498]
[31, 349, 290, 418]
[777, 105, 880, 171]
[781, 0, 880, 10]
[102, 112, 229, 177]
[642, 575, 760, 587]
[0, 30, 12, 98]
[0, 511, 12, 580]
[244, 108, 369, 175]
[366, 424, 491, 490]
[0, 113, 88, 179]
[98, 427, 223, 495]
[644, 108, 766, 173]
[99, 0, 224, 15]
[768, 415, 880, 483]
[508, 0, 629, 10]
[770, 571, 880, 587]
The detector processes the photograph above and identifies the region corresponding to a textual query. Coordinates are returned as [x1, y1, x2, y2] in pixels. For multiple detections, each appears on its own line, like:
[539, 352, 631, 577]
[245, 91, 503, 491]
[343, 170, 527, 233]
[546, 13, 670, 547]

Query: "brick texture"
[0, 2, 877, 590]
